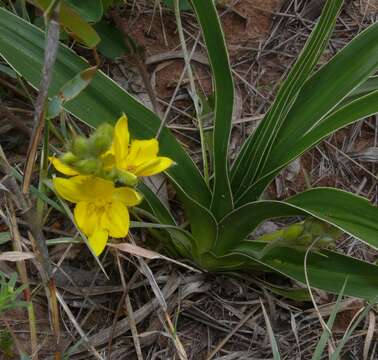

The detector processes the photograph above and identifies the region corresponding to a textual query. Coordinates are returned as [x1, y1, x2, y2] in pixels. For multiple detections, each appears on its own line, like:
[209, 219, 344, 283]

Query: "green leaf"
[0, 232, 11, 245]
[237, 23, 378, 204]
[137, 182, 176, 226]
[169, 177, 218, 256]
[135, 183, 204, 258]
[33, 0, 100, 48]
[286, 188, 378, 249]
[101, 0, 121, 11]
[0, 64, 17, 79]
[312, 280, 346, 360]
[329, 301, 375, 359]
[216, 188, 378, 254]
[234, 242, 378, 301]
[0, 7, 211, 208]
[65, 0, 103, 23]
[236, 89, 378, 204]
[261, 281, 311, 301]
[47, 66, 97, 119]
[260, 300, 281, 360]
[191, 0, 234, 219]
[340, 75, 378, 106]
[163, 0, 192, 11]
[271, 21, 378, 169]
[94, 20, 129, 59]
[231, 0, 343, 199]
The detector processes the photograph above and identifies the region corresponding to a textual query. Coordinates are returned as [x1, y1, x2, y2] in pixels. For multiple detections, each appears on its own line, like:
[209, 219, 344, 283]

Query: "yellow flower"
[49, 156, 79, 176]
[53, 175, 142, 256]
[111, 114, 174, 177]
[49, 114, 173, 181]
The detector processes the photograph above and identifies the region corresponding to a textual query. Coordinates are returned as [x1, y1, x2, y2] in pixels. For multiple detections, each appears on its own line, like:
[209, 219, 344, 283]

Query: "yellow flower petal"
[127, 139, 159, 167]
[101, 201, 129, 238]
[113, 114, 130, 168]
[53, 176, 115, 203]
[53, 176, 88, 203]
[88, 228, 108, 256]
[101, 152, 116, 170]
[74, 201, 99, 236]
[114, 187, 143, 206]
[134, 157, 173, 176]
[49, 156, 78, 176]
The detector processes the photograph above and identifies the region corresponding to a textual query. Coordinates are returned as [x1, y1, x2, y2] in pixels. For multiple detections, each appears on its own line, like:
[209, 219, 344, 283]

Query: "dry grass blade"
[363, 311, 375, 360]
[3, 199, 38, 359]
[109, 251, 143, 360]
[55, 290, 104, 360]
[126, 295, 144, 360]
[85, 274, 180, 349]
[145, 50, 209, 66]
[22, 8, 60, 194]
[109, 243, 199, 272]
[348, 146, 378, 163]
[260, 299, 281, 360]
[133, 244, 188, 360]
[304, 238, 335, 356]
[163, 312, 188, 360]
[206, 308, 258, 360]
[138, 258, 168, 312]
[0, 251, 35, 261]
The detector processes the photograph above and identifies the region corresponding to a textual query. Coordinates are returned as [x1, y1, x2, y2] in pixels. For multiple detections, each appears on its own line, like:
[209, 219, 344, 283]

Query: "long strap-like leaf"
[272, 21, 378, 158]
[230, 0, 342, 199]
[233, 242, 378, 301]
[235, 21, 378, 205]
[191, 0, 235, 219]
[236, 89, 378, 204]
[216, 187, 378, 254]
[0, 7, 211, 207]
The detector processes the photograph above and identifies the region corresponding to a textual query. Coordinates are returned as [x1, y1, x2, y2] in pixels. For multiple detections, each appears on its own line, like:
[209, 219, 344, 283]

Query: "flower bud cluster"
[61, 123, 114, 176]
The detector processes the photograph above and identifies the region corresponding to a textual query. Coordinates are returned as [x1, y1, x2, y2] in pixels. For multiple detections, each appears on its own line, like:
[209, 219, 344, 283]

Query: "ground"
[0, 0, 378, 359]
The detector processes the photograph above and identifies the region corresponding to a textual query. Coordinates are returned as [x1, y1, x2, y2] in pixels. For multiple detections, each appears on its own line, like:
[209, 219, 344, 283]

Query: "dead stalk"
[8, 2, 62, 358]
[5, 200, 39, 359]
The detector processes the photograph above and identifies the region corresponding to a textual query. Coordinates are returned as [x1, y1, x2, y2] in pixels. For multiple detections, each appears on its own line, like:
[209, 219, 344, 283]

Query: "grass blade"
[260, 299, 281, 360]
[311, 279, 347, 360]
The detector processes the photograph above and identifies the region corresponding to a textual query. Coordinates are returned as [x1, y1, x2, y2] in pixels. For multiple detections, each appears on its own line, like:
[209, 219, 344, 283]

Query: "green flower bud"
[103, 167, 118, 181]
[74, 158, 102, 175]
[90, 123, 114, 156]
[117, 169, 138, 186]
[71, 136, 91, 158]
[283, 223, 304, 242]
[60, 151, 77, 164]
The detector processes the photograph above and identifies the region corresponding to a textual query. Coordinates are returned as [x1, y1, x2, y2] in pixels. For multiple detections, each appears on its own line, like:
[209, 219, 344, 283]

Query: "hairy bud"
[117, 169, 138, 186]
[90, 123, 114, 156]
[74, 158, 102, 175]
[71, 136, 91, 158]
[60, 151, 77, 164]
